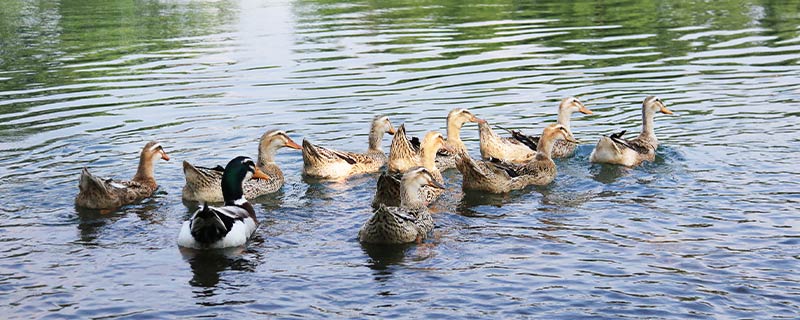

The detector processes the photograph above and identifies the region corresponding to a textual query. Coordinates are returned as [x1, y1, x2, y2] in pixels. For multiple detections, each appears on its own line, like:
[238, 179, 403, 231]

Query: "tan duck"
[498, 97, 593, 159]
[359, 167, 444, 245]
[478, 118, 535, 163]
[434, 108, 482, 170]
[373, 130, 449, 208]
[589, 96, 672, 166]
[182, 130, 302, 203]
[302, 115, 395, 180]
[76, 141, 170, 210]
[457, 124, 576, 193]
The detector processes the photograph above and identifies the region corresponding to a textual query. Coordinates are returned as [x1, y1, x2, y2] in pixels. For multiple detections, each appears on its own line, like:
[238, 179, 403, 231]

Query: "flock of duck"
[75, 96, 673, 249]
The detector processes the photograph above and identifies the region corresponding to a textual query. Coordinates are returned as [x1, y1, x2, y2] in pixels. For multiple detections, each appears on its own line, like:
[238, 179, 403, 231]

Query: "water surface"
[1, 0, 799, 318]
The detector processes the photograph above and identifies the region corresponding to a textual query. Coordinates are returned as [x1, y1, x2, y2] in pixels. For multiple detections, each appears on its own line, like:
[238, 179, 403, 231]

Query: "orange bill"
[285, 138, 303, 150]
[387, 126, 396, 135]
[252, 167, 270, 180]
[160, 150, 170, 161]
[660, 105, 673, 115]
[579, 104, 593, 115]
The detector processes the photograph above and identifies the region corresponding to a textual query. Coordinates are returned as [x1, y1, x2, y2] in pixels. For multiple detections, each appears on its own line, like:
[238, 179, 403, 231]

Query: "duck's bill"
[660, 106, 673, 115]
[427, 179, 446, 189]
[473, 117, 487, 124]
[566, 137, 579, 143]
[387, 127, 396, 135]
[160, 150, 171, 161]
[579, 105, 593, 115]
[285, 138, 303, 150]
[252, 168, 270, 180]
[440, 143, 455, 153]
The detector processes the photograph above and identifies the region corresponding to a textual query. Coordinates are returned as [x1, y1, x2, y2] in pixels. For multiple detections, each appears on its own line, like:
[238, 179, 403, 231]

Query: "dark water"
[1, 0, 799, 318]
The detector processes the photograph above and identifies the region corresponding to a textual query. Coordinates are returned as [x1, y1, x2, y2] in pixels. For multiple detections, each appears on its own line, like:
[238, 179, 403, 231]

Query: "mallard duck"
[359, 167, 444, 244]
[178, 156, 268, 249]
[372, 130, 450, 208]
[434, 108, 482, 170]
[182, 130, 301, 202]
[503, 97, 592, 158]
[457, 124, 576, 193]
[75, 141, 170, 210]
[589, 96, 672, 166]
[302, 115, 395, 180]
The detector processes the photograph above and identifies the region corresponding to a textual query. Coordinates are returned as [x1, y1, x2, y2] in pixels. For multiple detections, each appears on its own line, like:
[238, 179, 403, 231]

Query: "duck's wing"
[302, 139, 358, 165]
[495, 125, 539, 151]
[79, 167, 109, 194]
[608, 130, 650, 154]
[488, 157, 523, 178]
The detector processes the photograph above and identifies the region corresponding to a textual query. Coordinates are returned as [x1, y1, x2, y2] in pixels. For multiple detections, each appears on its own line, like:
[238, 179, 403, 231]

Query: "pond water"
[1, 0, 799, 318]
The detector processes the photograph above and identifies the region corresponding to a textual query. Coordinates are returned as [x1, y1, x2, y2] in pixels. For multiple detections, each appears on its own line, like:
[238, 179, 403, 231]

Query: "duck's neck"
[258, 143, 279, 169]
[399, 183, 426, 209]
[638, 108, 657, 143]
[132, 154, 156, 188]
[447, 119, 466, 150]
[535, 133, 556, 160]
[420, 144, 438, 171]
[368, 124, 385, 152]
[557, 108, 573, 131]
[222, 173, 246, 206]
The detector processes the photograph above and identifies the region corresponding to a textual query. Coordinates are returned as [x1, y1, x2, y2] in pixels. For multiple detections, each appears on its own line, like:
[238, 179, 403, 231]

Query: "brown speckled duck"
[359, 167, 444, 245]
[75, 141, 170, 210]
[302, 115, 395, 180]
[457, 124, 576, 193]
[182, 130, 302, 203]
[506, 97, 593, 158]
[590, 96, 672, 166]
[373, 130, 449, 208]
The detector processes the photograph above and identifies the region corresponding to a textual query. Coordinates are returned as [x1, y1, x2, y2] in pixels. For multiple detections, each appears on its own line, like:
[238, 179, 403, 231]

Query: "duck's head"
[643, 96, 672, 115]
[221, 156, 269, 204]
[260, 130, 302, 153]
[542, 124, 578, 143]
[560, 96, 592, 115]
[401, 166, 446, 191]
[448, 108, 484, 125]
[421, 131, 453, 153]
[372, 115, 396, 135]
[141, 141, 170, 162]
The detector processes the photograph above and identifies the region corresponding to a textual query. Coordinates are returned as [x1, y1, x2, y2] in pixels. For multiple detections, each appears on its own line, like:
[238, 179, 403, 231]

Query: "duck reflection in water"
[361, 242, 437, 282]
[74, 196, 165, 245]
[179, 245, 261, 289]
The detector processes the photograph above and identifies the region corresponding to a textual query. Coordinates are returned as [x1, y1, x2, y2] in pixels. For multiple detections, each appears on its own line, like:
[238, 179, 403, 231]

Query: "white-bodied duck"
[589, 96, 672, 166]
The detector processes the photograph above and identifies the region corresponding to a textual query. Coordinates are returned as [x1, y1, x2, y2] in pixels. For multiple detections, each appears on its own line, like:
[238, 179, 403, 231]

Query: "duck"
[457, 124, 577, 193]
[372, 130, 450, 208]
[589, 96, 672, 166]
[182, 130, 302, 203]
[359, 167, 444, 244]
[177, 156, 268, 249]
[480, 97, 592, 161]
[478, 118, 535, 163]
[75, 141, 170, 210]
[301, 115, 395, 180]
[433, 108, 482, 170]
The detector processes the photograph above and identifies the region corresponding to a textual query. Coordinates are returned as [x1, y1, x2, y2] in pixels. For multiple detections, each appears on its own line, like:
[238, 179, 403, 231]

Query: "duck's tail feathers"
[455, 150, 488, 180]
[302, 139, 326, 164]
[189, 204, 228, 244]
[79, 167, 107, 193]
